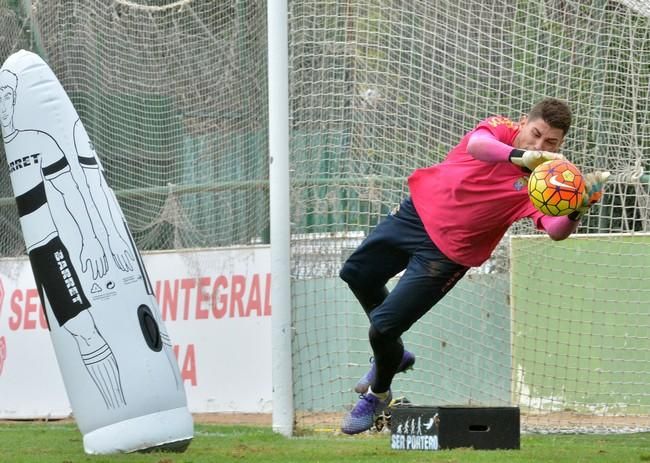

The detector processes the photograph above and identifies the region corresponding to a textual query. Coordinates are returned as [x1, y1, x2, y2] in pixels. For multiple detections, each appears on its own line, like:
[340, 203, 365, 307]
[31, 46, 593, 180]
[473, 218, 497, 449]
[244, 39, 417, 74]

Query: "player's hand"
[569, 171, 611, 220]
[509, 150, 564, 171]
[80, 237, 109, 280]
[107, 234, 135, 272]
[582, 171, 611, 207]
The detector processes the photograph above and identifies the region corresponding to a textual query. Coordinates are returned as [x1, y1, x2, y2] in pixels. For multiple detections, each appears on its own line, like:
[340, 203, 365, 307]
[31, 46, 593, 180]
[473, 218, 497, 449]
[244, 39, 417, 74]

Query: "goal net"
[0, 0, 270, 255]
[287, 0, 650, 434]
[1, 0, 650, 434]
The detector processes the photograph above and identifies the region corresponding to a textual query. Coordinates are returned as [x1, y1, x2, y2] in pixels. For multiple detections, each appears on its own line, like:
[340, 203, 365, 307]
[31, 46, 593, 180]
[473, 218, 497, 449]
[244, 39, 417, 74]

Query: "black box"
[390, 405, 520, 451]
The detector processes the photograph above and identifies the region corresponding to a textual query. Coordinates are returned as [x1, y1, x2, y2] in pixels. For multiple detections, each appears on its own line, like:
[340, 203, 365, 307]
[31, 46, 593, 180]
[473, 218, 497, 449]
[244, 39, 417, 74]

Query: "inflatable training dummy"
[0, 50, 193, 454]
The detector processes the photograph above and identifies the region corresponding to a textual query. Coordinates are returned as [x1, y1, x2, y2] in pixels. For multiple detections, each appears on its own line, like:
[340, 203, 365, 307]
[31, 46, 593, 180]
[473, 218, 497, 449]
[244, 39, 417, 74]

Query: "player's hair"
[0, 69, 18, 93]
[528, 97, 572, 135]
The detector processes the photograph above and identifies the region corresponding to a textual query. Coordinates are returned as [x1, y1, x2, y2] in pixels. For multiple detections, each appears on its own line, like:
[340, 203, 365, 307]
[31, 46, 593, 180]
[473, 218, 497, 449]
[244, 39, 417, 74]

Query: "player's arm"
[48, 171, 108, 279]
[79, 158, 135, 271]
[467, 128, 563, 170]
[538, 171, 611, 240]
[539, 215, 579, 241]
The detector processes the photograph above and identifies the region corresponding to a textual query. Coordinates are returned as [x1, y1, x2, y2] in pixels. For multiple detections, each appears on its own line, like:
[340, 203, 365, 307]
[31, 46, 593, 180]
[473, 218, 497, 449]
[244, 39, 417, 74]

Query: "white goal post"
[268, 0, 293, 437]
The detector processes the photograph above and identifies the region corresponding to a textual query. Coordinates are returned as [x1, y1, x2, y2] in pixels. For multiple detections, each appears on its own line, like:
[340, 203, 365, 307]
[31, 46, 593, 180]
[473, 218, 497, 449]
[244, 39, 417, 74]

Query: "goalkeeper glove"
[568, 171, 611, 221]
[509, 149, 565, 171]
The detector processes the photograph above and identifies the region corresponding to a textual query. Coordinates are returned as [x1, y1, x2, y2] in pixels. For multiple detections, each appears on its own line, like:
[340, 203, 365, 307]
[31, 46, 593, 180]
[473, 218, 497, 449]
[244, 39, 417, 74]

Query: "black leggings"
[340, 197, 468, 392]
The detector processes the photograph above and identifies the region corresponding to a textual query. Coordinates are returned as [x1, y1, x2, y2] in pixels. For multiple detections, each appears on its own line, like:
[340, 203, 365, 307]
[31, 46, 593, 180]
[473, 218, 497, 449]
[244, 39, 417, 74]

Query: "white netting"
[1, 0, 650, 434]
[0, 0, 270, 255]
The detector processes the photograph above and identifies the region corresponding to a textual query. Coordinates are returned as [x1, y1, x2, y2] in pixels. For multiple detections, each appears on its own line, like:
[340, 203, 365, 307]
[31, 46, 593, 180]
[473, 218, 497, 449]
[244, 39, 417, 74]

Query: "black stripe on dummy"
[78, 156, 98, 168]
[42, 157, 69, 177]
[15, 182, 47, 217]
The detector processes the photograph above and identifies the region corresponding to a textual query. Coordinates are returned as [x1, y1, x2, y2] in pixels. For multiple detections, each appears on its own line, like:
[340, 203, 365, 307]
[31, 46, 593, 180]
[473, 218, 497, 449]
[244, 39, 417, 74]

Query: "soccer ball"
[528, 159, 585, 216]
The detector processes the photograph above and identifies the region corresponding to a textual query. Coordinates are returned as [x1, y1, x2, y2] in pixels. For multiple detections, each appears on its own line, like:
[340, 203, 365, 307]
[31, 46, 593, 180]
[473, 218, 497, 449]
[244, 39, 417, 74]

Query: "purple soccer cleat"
[341, 390, 392, 435]
[354, 350, 415, 394]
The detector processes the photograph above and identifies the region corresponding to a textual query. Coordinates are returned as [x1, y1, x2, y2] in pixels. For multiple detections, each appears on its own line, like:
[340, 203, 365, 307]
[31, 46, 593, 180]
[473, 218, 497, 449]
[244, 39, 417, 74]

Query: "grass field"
[1, 421, 649, 463]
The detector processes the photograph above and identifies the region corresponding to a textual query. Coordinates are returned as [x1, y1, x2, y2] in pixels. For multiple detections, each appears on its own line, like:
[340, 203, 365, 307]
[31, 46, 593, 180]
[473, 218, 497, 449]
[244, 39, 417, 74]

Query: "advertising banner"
[0, 245, 272, 418]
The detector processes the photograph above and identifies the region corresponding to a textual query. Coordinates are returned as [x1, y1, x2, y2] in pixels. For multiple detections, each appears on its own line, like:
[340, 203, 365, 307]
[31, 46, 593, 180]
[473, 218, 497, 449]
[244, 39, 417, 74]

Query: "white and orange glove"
[568, 171, 611, 221]
[509, 149, 565, 171]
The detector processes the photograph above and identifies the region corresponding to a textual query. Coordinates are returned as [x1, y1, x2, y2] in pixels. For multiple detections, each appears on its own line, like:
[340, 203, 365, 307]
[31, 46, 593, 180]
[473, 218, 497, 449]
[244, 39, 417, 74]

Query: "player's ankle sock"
[81, 343, 126, 408]
[368, 324, 404, 392]
[368, 386, 390, 401]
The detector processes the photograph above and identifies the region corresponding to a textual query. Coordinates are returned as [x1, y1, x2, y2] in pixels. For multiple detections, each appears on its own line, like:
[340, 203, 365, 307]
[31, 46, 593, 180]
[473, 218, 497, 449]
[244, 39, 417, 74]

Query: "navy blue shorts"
[340, 196, 468, 337]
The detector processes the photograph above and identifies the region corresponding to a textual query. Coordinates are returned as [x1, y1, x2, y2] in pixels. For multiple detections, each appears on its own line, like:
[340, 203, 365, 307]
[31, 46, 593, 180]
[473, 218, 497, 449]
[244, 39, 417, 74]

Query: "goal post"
[267, 0, 294, 437]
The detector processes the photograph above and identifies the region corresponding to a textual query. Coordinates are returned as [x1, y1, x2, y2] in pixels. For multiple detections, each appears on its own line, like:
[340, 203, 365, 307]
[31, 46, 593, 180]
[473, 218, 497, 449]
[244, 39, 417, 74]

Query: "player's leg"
[368, 250, 467, 394]
[33, 238, 127, 409]
[339, 208, 409, 317]
[353, 337, 414, 394]
[339, 199, 415, 393]
[342, 222, 468, 435]
[63, 310, 127, 408]
[342, 322, 404, 434]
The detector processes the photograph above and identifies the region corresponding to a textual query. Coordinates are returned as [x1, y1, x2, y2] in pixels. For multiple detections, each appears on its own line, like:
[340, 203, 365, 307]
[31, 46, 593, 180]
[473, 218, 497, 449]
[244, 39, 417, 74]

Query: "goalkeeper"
[340, 97, 610, 434]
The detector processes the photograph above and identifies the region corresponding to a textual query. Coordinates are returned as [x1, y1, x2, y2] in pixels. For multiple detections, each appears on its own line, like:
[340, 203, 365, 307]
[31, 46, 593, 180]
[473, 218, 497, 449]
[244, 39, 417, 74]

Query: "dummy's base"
[83, 406, 194, 454]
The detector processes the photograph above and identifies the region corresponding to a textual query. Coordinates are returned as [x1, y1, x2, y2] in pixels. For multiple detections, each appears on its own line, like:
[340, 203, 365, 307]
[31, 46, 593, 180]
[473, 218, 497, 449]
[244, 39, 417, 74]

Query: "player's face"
[0, 87, 14, 128]
[514, 116, 565, 153]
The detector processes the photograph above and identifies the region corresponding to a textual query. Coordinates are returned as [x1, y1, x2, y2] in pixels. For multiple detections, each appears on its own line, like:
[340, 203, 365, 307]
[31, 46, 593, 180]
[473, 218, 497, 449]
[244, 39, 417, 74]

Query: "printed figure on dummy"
[1, 67, 129, 408]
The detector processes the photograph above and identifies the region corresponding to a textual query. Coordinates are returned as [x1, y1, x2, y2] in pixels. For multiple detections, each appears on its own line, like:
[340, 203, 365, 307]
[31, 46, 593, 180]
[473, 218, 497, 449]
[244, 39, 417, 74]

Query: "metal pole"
[267, 0, 293, 436]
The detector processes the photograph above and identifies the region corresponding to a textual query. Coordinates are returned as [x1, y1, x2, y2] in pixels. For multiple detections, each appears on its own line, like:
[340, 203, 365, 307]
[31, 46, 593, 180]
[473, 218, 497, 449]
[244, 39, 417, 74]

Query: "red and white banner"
[0, 245, 272, 418]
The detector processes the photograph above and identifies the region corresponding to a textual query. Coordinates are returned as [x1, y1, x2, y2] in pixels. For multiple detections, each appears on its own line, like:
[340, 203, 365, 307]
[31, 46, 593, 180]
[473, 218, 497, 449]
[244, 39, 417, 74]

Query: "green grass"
[0, 422, 649, 462]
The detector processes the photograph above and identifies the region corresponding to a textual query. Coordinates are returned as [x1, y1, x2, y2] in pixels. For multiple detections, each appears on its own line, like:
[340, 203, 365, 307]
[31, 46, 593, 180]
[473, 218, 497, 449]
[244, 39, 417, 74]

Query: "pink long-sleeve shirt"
[408, 116, 576, 267]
